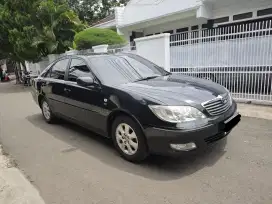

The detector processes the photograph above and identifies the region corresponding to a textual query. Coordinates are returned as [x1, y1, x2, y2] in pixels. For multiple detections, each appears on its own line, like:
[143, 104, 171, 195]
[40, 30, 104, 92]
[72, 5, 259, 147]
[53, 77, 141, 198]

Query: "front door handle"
[64, 88, 71, 93]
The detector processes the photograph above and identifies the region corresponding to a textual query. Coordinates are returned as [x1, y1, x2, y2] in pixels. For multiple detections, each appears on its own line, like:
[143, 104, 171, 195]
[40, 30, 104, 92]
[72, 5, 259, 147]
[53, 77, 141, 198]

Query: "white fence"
[170, 20, 272, 104]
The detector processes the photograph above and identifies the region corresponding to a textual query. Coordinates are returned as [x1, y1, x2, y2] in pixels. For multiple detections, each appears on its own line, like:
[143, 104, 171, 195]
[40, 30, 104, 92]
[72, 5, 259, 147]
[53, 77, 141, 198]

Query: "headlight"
[148, 105, 207, 125]
[224, 87, 233, 106]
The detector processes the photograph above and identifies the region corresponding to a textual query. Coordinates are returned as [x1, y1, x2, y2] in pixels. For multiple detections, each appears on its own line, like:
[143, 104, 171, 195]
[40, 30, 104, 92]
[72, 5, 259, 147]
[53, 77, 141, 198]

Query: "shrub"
[74, 28, 126, 50]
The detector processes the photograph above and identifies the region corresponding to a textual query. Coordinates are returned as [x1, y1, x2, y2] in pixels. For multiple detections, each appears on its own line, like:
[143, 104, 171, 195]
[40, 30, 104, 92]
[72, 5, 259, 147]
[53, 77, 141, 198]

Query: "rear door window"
[49, 59, 69, 80]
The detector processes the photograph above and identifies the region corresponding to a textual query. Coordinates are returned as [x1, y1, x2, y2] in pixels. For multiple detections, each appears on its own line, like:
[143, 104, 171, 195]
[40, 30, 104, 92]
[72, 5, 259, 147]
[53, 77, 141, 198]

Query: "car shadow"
[26, 113, 227, 181]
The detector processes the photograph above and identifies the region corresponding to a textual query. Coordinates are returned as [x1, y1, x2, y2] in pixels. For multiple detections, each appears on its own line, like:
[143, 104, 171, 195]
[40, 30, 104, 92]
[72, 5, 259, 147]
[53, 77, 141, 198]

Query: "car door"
[41, 58, 70, 115]
[63, 57, 108, 134]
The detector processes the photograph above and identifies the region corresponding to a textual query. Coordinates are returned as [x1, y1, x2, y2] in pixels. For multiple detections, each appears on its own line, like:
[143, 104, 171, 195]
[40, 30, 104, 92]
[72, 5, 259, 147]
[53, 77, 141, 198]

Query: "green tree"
[0, 0, 39, 63]
[0, 0, 84, 64]
[33, 0, 85, 56]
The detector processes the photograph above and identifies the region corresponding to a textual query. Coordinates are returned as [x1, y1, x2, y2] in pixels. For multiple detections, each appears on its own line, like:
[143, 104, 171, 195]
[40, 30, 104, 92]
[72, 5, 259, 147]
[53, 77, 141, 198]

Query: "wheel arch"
[107, 109, 145, 138]
[38, 93, 45, 108]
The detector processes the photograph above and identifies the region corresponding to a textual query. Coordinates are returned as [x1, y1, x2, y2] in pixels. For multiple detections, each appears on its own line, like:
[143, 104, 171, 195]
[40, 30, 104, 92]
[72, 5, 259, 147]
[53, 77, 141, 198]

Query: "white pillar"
[65, 50, 78, 55]
[197, 1, 212, 19]
[115, 6, 125, 36]
[93, 44, 109, 53]
[48, 54, 59, 62]
[135, 33, 170, 72]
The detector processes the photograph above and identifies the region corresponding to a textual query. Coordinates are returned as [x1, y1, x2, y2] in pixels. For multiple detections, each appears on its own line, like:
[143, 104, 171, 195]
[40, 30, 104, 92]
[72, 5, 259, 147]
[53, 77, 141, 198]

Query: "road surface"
[0, 82, 272, 204]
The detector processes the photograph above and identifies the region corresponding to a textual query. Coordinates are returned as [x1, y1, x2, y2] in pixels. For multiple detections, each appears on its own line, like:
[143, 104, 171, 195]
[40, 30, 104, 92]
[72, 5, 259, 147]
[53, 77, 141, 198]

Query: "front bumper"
[144, 109, 241, 156]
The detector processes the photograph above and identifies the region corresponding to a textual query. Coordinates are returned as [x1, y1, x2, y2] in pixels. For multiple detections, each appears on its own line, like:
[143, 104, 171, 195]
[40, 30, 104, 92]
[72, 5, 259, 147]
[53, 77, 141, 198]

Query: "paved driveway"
[0, 82, 272, 204]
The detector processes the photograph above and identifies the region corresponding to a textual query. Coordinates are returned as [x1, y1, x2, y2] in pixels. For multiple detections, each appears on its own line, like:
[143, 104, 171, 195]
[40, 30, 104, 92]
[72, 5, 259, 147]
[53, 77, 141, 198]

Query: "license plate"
[224, 113, 241, 132]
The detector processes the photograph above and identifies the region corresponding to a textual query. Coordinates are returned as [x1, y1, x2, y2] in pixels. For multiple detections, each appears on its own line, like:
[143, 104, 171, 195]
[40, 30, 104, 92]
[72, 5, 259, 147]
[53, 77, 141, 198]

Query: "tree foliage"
[34, 0, 85, 56]
[0, 0, 39, 62]
[0, 0, 128, 63]
[0, 0, 84, 63]
[74, 28, 126, 50]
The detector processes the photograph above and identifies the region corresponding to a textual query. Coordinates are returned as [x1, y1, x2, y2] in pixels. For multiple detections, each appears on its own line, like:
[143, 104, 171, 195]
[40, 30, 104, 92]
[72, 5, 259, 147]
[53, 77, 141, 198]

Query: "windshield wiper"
[134, 76, 160, 82]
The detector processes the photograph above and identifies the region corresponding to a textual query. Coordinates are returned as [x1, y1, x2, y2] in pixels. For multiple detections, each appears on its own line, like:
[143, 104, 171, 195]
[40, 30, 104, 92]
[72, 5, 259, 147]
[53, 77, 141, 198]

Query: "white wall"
[25, 54, 58, 74]
[120, 0, 272, 31]
[121, 0, 201, 26]
[212, 0, 272, 19]
[143, 17, 207, 35]
[135, 33, 170, 71]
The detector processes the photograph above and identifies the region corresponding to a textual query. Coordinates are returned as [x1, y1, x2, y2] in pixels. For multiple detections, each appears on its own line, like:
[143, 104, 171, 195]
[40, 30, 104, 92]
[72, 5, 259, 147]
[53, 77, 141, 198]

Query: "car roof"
[70, 52, 134, 59]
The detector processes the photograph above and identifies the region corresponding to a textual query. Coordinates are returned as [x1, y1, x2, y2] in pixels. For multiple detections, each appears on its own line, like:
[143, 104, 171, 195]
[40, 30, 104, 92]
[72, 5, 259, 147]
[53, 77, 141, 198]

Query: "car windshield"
[88, 54, 169, 85]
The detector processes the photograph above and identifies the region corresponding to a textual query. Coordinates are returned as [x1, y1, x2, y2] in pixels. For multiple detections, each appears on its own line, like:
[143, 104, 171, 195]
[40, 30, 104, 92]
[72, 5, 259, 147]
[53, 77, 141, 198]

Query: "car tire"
[111, 116, 149, 163]
[41, 98, 56, 124]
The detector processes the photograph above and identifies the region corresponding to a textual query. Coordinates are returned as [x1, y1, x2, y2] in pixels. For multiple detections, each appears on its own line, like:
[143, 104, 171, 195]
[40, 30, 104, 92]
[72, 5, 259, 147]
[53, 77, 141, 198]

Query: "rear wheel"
[112, 116, 149, 162]
[41, 98, 56, 123]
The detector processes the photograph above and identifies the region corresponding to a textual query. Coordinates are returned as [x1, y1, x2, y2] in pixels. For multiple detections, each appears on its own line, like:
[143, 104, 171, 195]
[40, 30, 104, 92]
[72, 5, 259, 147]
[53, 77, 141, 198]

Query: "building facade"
[117, 0, 272, 42]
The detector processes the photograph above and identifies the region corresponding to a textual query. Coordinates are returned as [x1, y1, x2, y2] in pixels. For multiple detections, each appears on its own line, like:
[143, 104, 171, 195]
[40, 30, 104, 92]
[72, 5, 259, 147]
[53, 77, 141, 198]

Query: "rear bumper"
[144, 110, 241, 156]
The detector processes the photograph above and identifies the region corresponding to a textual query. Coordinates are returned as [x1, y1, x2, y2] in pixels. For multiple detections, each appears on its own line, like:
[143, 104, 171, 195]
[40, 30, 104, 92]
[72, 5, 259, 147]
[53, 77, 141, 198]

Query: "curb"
[237, 103, 272, 120]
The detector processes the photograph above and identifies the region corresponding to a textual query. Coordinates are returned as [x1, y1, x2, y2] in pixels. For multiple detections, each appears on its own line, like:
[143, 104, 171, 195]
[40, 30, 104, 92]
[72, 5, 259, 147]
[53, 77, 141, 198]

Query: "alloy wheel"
[115, 123, 139, 155]
[42, 101, 51, 120]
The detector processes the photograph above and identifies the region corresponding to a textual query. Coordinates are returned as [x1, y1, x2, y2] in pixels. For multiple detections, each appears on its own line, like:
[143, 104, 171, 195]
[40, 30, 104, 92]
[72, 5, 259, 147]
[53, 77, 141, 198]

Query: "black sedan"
[31, 53, 241, 162]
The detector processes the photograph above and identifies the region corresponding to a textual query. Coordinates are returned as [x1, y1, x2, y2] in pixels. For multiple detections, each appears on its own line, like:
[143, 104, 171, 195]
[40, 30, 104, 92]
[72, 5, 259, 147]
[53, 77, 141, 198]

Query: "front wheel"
[112, 116, 149, 162]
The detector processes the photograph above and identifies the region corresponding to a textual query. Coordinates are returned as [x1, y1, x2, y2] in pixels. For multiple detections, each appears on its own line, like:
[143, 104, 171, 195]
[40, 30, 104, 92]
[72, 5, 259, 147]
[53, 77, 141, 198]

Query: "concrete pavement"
[237, 103, 272, 120]
[0, 82, 272, 204]
[0, 145, 45, 204]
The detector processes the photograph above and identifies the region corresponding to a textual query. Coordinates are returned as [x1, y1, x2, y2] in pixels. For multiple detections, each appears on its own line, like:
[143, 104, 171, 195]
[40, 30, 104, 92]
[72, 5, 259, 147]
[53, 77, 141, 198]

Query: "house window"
[213, 16, 229, 24]
[176, 27, 188, 33]
[257, 8, 272, 17]
[163, 30, 173, 34]
[214, 16, 229, 23]
[233, 12, 253, 21]
[191, 25, 199, 30]
[202, 20, 214, 29]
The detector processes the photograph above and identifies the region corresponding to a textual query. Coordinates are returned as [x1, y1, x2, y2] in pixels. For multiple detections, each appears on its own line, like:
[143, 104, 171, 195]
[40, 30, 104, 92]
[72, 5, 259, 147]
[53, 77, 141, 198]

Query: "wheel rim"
[42, 101, 51, 120]
[115, 123, 138, 156]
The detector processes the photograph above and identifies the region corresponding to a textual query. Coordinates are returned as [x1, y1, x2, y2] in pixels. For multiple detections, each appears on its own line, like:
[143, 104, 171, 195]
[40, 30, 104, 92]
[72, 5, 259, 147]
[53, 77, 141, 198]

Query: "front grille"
[202, 93, 231, 116]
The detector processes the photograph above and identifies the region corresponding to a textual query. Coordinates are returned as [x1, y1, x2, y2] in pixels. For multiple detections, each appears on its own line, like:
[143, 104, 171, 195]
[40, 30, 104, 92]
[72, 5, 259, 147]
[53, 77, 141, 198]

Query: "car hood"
[117, 74, 227, 106]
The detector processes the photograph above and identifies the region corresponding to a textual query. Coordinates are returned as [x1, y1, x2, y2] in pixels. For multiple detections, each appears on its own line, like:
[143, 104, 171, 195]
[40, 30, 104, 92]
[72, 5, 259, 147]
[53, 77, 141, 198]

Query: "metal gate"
[170, 20, 272, 104]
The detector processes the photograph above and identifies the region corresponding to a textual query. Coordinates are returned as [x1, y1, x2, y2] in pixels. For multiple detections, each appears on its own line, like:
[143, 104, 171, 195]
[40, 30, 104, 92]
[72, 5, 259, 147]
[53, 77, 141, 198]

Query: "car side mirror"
[77, 76, 97, 87]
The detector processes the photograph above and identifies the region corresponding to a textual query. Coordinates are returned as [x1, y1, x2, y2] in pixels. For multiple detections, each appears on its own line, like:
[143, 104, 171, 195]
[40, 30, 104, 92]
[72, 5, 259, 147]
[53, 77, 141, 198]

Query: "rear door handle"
[64, 88, 71, 93]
